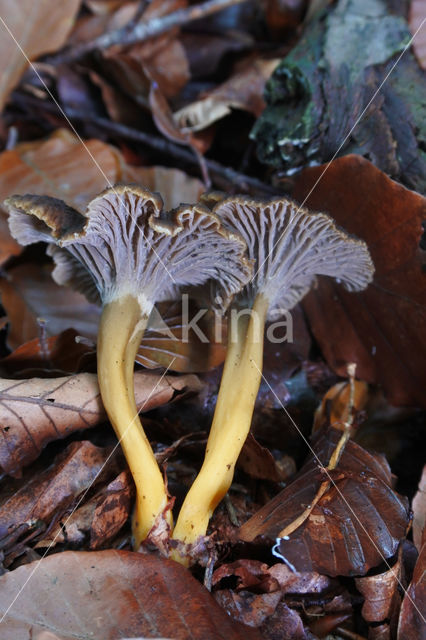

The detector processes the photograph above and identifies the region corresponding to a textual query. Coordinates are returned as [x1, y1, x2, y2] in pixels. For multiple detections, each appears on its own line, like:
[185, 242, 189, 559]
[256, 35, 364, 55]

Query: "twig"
[65, 110, 279, 197]
[45, 0, 248, 65]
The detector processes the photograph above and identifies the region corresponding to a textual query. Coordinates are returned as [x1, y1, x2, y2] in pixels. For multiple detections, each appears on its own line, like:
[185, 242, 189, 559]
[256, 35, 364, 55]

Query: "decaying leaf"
[174, 58, 279, 133]
[0, 0, 81, 110]
[293, 154, 426, 408]
[237, 433, 295, 482]
[355, 554, 402, 630]
[0, 370, 202, 477]
[35, 470, 134, 549]
[239, 429, 409, 577]
[412, 465, 426, 552]
[397, 538, 426, 640]
[0, 441, 114, 546]
[0, 550, 264, 639]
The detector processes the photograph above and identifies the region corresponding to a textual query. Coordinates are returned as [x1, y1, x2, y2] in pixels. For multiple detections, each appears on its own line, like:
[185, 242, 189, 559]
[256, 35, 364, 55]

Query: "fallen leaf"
[239, 429, 409, 577]
[0, 550, 264, 639]
[412, 466, 426, 552]
[137, 300, 226, 373]
[0, 329, 93, 377]
[214, 590, 282, 628]
[0, 370, 202, 477]
[0, 0, 81, 110]
[174, 58, 279, 133]
[292, 154, 426, 407]
[355, 554, 402, 626]
[0, 441, 113, 546]
[0, 263, 100, 349]
[36, 470, 134, 549]
[397, 537, 426, 639]
[409, 0, 426, 69]
[237, 433, 295, 482]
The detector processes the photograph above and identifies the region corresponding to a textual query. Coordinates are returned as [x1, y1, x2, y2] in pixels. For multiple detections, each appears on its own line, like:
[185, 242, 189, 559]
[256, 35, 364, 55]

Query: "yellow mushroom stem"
[97, 293, 171, 549]
[172, 293, 269, 563]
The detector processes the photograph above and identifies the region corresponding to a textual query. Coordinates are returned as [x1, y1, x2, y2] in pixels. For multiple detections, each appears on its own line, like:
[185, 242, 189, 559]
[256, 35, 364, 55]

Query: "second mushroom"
[5, 185, 252, 548]
[171, 195, 374, 561]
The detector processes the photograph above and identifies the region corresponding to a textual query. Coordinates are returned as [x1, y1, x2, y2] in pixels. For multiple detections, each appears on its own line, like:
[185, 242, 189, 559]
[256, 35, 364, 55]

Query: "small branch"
[46, 0, 248, 65]
[65, 110, 279, 197]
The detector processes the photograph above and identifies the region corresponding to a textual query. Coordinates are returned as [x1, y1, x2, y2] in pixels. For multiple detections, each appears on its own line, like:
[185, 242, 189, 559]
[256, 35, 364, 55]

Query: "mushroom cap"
[211, 196, 374, 318]
[5, 185, 252, 310]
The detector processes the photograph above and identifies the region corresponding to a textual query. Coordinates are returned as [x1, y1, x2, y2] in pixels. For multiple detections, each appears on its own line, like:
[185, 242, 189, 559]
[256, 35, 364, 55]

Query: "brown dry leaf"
[0, 0, 81, 110]
[0, 441, 113, 545]
[313, 379, 369, 433]
[36, 470, 134, 549]
[138, 300, 226, 373]
[355, 555, 402, 627]
[293, 154, 426, 407]
[412, 465, 426, 552]
[0, 329, 93, 377]
[397, 538, 426, 639]
[237, 433, 295, 482]
[0, 263, 101, 349]
[409, 0, 426, 70]
[239, 429, 409, 577]
[214, 589, 282, 628]
[0, 370, 202, 477]
[0, 550, 264, 639]
[0, 129, 204, 265]
[174, 58, 280, 132]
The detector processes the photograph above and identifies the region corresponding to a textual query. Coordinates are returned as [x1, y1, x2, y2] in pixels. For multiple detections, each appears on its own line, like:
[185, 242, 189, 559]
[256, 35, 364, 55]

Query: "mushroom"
[4, 185, 252, 547]
[172, 195, 374, 559]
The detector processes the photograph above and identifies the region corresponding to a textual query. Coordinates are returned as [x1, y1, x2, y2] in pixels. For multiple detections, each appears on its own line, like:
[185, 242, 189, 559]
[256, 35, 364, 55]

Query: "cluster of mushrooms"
[5, 185, 374, 566]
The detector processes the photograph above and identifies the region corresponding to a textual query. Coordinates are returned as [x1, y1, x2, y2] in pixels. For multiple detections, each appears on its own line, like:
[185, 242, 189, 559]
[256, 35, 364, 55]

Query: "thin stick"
[45, 0, 248, 65]
[63, 109, 280, 197]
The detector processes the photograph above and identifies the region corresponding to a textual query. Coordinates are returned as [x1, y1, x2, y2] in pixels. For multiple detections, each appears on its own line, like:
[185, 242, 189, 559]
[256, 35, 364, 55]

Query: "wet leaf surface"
[239, 429, 409, 576]
[0, 549, 264, 639]
[293, 154, 426, 407]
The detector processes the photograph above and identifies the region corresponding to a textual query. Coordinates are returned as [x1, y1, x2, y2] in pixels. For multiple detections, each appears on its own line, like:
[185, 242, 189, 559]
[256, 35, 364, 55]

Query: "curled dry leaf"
[409, 0, 426, 70]
[174, 58, 279, 132]
[239, 429, 409, 577]
[0, 550, 264, 640]
[0, 0, 81, 110]
[397, 538, 426, 640]
[36, 470, 134, 549]
[412, 465, 426, 552]
[0, 441, 113, 546]
[0, 370, 202, 477]
[355, 554, 402, 626]
[293, 154, 426, 407]
[237, 433, 295, 482]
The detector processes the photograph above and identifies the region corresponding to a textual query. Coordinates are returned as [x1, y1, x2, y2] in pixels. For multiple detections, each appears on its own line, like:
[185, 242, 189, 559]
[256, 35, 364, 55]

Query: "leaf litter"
[0, 0, 424, 638]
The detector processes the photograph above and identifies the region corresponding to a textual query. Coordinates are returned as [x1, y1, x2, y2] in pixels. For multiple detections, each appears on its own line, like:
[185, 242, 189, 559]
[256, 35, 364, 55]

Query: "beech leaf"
[293, 154, 426, 407]
[0, 0, 81, 110]
[239, 429, 409, 577]
[0, 550, 263, 639]
[0, 370, 202, 477]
